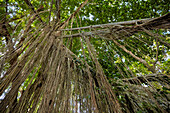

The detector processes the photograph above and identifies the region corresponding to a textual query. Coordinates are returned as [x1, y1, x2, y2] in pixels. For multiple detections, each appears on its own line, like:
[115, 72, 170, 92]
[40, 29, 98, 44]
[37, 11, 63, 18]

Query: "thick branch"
[60, 18, 150, 31]
[60, 13, 169, 31]
[58, 13, 170, 44]
[141, 13, 170, 29]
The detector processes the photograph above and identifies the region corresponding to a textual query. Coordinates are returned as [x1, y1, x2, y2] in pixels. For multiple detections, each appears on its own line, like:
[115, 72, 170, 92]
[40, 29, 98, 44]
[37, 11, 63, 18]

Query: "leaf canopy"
[0, 0, 169, 112]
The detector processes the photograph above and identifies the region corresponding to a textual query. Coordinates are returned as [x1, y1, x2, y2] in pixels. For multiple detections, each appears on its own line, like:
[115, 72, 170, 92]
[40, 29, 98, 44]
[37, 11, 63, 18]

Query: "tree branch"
[24, 0, 45, 25]
[111, 37, 156, 73]
[60, 18, 150, 31]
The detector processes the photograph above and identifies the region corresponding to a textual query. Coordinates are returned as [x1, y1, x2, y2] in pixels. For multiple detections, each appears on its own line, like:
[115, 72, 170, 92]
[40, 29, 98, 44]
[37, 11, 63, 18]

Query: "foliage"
[0, 0, 169, 112]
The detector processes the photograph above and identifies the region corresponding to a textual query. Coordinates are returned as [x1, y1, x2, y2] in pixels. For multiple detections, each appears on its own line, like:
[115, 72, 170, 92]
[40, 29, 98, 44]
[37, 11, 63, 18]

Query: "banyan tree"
[0, 0, 169, 112]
